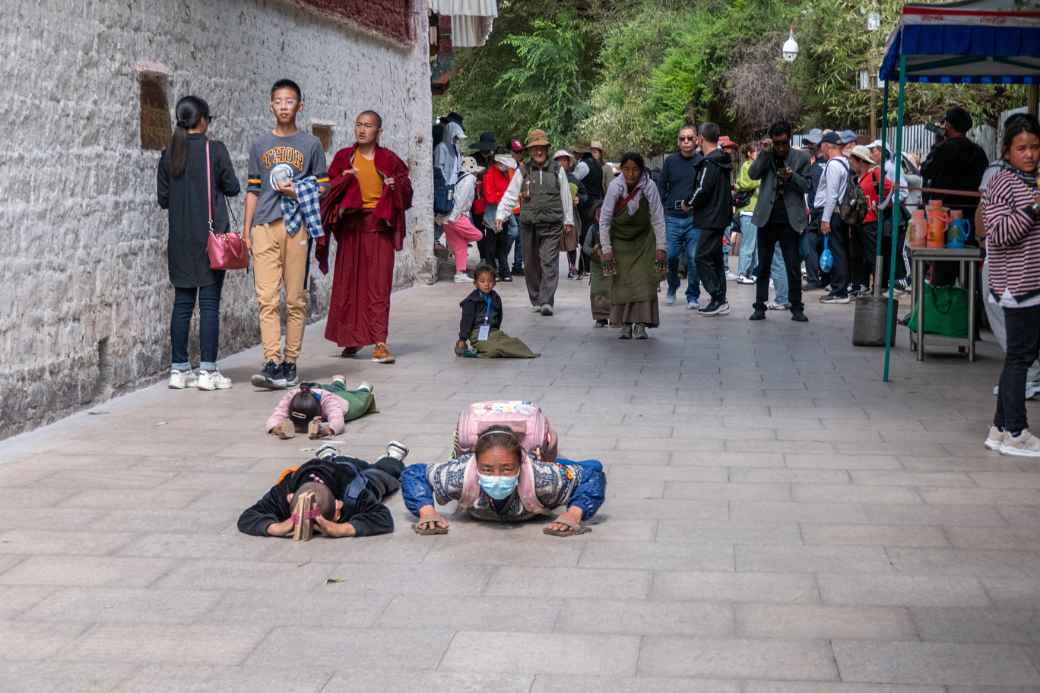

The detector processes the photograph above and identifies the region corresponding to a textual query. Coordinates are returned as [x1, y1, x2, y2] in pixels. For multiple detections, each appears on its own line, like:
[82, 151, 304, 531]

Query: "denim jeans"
[770, 242, 789, 305]
[510, 213, 523, 270]
[665, 215, 700, 302]
[171, 272, 224, 371]
[826, 216, 851, 298]
[737, 214, 758, 277]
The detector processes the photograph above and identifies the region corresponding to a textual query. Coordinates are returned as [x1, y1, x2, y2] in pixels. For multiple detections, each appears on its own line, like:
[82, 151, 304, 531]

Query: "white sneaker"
[358, 381, 374, 392]
[736, 275, 756, 285]
[726, 270, 738, 281]
[196, 370, 232, 390]
[1028, 381, 1040, 400]
[993, 384, 1000, 398]
[767, 302, 790, 311]
[168, 370, 196, 389]
[984, 426, 1008, 451]
[453, 273, 471, 284]
[1000, 430, 1040, 458]
[386, 440, 410, 461]
[687, 300, 699, 310]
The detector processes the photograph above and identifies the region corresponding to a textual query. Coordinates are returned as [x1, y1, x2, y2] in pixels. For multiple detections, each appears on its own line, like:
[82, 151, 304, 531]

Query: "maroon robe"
[319, 145, 413, 348]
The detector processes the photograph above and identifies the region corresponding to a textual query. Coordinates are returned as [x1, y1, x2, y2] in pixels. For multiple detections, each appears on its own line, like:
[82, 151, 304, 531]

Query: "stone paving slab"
[2, 266, 1040, 690]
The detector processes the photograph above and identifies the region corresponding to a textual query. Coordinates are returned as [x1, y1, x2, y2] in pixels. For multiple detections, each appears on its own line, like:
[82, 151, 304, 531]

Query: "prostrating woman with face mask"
[401, 426, 605, 537]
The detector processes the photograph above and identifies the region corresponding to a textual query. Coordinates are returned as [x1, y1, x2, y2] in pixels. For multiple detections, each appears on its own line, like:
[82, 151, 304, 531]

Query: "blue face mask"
[478, 473, 519, 500]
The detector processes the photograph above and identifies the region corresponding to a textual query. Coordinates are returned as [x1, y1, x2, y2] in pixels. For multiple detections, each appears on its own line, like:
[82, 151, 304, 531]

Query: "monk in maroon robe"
[319, 111, 413, 363]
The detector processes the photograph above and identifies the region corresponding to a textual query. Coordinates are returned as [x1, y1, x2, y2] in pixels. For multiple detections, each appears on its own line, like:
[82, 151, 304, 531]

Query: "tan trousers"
[251, 219, 309, 363]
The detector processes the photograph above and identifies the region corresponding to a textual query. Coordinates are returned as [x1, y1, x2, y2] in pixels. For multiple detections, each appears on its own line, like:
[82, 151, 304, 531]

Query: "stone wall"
[0, 0, 434, 439]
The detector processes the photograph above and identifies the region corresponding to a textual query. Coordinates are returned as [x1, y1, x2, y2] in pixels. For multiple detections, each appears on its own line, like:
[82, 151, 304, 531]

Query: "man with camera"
[747, 120, 812, 322]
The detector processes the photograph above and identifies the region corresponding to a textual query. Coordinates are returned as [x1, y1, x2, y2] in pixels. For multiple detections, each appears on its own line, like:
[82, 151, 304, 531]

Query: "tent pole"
[1029, 84, 1039, 116]
[883, 55, 906, 383]
[873, 80, 890, 298]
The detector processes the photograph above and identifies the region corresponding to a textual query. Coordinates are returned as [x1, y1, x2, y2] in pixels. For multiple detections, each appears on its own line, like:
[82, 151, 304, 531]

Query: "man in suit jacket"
[747, 120, 812, 322]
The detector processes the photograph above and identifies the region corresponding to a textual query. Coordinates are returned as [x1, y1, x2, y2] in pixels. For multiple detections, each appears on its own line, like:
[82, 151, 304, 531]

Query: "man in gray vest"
[497, 129, 575, 316]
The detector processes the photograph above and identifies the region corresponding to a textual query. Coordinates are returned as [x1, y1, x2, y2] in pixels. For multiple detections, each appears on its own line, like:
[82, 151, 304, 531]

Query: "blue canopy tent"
[876, 0, 1040, 381]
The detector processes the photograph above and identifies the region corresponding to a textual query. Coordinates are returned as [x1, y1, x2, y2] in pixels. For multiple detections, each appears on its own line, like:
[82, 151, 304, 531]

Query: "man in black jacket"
[238, 443, 408, 538]
[922, 106, 989, 226]
[747, 120, 812, 323]
[688, 123, 733, 316]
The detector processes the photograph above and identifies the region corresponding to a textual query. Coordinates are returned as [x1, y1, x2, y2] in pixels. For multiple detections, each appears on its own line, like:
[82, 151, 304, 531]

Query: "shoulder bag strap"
[205, 140, 214, 232]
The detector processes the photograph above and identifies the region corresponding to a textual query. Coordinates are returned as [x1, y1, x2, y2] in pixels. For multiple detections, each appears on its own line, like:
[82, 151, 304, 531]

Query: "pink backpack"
[454, 401, 557, 461]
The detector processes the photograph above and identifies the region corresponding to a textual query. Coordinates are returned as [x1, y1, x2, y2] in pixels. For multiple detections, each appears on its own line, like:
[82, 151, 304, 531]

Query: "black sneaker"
[281, 361, 299, 388]
[791, 310, 809, 322]
[750, 308, 767, 321]
[251, 361, 286, 389]
[698, 300, 730, 317]
[513, 267, 524, 276]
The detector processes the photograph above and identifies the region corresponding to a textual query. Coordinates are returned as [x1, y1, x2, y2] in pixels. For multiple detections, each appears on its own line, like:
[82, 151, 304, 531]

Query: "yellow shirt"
[354, 154, 383, 209]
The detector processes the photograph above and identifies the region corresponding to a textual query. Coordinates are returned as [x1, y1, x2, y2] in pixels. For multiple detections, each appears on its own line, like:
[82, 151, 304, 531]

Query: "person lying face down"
[238, 441, 408, 538]
[401, 426, 606, 537]
[266, 376, 376, 439]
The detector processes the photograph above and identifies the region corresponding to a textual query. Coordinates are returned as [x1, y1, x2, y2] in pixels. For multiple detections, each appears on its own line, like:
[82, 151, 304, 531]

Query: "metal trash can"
[853, 295, 899, 347]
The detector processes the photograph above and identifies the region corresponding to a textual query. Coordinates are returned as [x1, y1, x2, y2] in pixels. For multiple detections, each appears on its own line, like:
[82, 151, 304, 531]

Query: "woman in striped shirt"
[983, 114, 1040, 457]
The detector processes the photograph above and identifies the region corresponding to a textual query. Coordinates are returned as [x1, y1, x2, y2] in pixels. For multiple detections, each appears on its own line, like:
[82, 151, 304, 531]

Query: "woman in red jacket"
[850, 145, 893, 292]
[481, 155, 519, 282]
[320, 111, 413, 364]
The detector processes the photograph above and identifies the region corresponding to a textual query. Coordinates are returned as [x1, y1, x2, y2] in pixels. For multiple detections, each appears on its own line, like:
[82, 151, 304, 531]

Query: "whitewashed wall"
[0, 0, 433, 437]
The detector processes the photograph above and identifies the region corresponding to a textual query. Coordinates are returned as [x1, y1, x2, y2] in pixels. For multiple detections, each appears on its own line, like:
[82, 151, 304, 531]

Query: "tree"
[722, 36, 804, 133]
[495, 12, 589, 144]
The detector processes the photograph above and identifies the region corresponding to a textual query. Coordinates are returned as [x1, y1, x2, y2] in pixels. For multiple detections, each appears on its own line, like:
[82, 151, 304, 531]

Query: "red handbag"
[205, 141, 249, 270]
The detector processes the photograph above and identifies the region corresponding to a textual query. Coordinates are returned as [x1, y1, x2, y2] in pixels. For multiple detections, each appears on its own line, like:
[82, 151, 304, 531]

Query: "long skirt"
[469, 328, 538, 359]
[588, 256, 611, 322]
[325, 212, 396, 348]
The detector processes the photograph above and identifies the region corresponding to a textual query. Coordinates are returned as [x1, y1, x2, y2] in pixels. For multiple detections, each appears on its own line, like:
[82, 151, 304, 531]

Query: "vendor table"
[908, 247, 981, 362]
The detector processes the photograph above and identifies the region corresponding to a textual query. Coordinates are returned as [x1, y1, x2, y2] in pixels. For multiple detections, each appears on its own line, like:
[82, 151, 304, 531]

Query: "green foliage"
[495, 12, 589, 144]
[440, 0, 1029, 156]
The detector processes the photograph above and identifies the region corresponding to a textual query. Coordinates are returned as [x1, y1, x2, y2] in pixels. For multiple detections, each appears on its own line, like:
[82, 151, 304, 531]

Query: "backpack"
[433, 166, 453, 215]
[833, 160, 867, 226]
[454, 400, 557, 461]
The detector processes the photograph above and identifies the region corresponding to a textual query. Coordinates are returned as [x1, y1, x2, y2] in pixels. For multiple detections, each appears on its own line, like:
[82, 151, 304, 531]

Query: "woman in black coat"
[157, 95, 239, 390]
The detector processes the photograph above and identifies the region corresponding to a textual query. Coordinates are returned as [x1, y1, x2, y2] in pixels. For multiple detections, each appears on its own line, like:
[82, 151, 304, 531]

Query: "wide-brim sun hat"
[553, 149, 574, 162]
[525, 129, 551, 148]
[460, 156, 484, 175]
[589, 140, 605, 152]
[850, 145, 874, 164]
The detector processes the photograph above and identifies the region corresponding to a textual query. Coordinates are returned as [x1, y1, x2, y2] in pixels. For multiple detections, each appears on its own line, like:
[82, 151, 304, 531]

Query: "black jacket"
[659, 151, 702, 217]
[580, 153, 605, 202]
[459, 289, 502, 341]
[921, 135, 989, 212]
[688, 148, 733, 230]
[237, 457, 397, 537]
[157, 134, 240, 288]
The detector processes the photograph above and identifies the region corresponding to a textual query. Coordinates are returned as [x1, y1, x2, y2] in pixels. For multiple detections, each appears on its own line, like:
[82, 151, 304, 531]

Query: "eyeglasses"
[678, 136, 696, 142]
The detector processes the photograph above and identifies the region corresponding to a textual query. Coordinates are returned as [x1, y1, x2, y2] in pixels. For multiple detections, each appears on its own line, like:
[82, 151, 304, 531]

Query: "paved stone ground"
[2, 261, 1040, 693]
